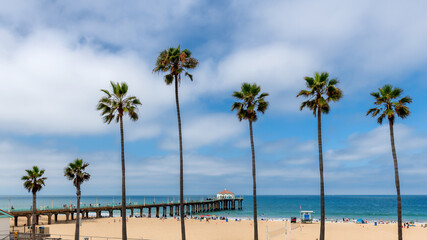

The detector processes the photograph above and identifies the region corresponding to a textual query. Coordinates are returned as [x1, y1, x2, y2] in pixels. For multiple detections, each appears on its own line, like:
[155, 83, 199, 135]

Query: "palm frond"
[304, 77, 314, 88]
[22, 166, 47, 193]
[298, 72, 342, 117]
[368, 85, 411, 124]
[232, 91, 244, 100]
[399, 96, 412, 105]
[64, 158, 91, 187]
[232, 83, 269, 122]
[97, 82, 141, 125]
[154, 46, 198, 86]
[390, 87, 403, 98]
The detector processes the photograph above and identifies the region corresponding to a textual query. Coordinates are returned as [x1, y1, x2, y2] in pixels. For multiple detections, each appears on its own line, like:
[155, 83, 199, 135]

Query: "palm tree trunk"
[249, 120, 258, 240]
[389, 119, 403, 240]
[317, 107, 325, 240]
[174, 76, 186, 240]
[120, 116, 127, 240]
[32, 191, 36, 240]
[75, 184, 81, 240]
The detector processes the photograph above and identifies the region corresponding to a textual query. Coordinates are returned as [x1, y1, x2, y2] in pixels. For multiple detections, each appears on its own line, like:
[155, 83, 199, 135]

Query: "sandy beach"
[12, 217, 425, 240]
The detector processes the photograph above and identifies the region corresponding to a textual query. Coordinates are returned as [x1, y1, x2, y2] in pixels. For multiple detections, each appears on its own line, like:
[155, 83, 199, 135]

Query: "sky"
[1, 0, 427, 196]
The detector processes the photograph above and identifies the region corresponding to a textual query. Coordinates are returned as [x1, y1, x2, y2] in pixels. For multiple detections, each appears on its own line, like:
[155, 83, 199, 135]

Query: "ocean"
[1, 195, 426, 222]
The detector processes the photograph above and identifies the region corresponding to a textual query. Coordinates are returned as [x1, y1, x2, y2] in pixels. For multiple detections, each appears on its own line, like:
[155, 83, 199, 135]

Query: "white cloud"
[0, 29, 172, 136]
[326, 124, 427, 161]
[231, 0, 427, 92]
[186, 43, 320, 113]
[159, 113, 245, 150]
[0, 139, 251, 195]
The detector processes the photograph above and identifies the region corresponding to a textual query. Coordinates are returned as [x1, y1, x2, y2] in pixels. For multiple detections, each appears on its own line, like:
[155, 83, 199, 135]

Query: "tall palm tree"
[153, 45, 198, 240]
[232, 82, 269, 240]
[21, 166, 47, 240]
[97, 81, 141, 240]
[64, 158, 90, 240]
[367, 84, 411, 240]
[297, 72, 342, 240]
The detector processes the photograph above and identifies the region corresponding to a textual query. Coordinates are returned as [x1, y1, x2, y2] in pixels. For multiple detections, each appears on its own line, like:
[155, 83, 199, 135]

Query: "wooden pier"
[8, 198, 243, 227]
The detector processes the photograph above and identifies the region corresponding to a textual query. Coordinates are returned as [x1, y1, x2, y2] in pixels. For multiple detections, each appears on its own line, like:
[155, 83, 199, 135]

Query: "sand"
[12, 217, 426, 240]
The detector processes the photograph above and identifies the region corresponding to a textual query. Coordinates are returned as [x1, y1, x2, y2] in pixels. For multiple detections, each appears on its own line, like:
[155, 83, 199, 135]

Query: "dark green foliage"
[366, 84, 412, 124]
[97, 81, 141, 124]
[153, 45, 199, 84]
[64, 158, 90, 188]
[297, 72, 342, 116]
[232, 83, 269, 122]
[22, 166, 47, 194]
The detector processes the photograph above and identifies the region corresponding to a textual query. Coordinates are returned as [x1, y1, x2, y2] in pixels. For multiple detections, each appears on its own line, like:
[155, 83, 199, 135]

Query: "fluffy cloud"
[326, 124, 427, 161]
[159, 113, 245, 150]
[0, 29, 173, 136]
[0, 139, 251, 195]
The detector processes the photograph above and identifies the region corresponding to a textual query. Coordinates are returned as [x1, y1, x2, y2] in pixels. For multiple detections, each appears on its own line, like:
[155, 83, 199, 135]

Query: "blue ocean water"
[1, 195, 426, 222]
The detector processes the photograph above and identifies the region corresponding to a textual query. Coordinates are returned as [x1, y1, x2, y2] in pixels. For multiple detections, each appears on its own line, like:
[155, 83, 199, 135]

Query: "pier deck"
[8, 198, 243, 227]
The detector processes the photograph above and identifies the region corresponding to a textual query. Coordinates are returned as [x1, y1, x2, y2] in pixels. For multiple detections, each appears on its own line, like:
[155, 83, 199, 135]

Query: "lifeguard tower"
[300, 210, 313, 223]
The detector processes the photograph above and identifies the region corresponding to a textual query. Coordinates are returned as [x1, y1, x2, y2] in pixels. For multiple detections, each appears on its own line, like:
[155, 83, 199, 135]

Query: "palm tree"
[367, 84, 411, 240]
[64, 158, 90, 240]
[97, 81, 141, 240]
[232, 82, 269, 240]
[153, 45, 198, 240]
[297, 72, 342, 240]
[21, 166, 47, 240]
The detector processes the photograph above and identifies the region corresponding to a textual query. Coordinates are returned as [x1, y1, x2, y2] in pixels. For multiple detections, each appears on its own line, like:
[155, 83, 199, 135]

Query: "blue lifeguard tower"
[300, 210, 313, 223]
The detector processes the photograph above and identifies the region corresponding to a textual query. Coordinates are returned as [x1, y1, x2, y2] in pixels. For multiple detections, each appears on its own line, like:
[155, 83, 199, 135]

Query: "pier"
[8, 198, 243, 227]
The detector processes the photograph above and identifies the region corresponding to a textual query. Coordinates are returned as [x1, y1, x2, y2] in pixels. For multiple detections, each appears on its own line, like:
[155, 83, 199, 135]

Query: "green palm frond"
[232, 83, 269, 122]
[97, 81, 141, 125]
[153, 46, 198, 86]
[367, 84, 412, 125]
[297, 72, 342, 116]
[304, 77, 315, 88]
[22, 166, 47, 193]
[64, 158, 91, 188]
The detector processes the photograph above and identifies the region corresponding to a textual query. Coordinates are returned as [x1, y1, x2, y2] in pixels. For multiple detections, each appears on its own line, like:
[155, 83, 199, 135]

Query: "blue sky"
[1, 0, 427, 196]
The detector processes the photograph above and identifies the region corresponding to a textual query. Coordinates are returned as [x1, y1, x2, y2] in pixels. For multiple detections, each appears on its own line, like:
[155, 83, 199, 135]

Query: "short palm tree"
[65, 158, 90, 240]
[97, 81, 141, 240]
[153, 45, 198, 240]
[21, 166, 47, 240]
[297, 72, 342, 240]
[367, 84, 411, 240]
[232, 82, 269, 240]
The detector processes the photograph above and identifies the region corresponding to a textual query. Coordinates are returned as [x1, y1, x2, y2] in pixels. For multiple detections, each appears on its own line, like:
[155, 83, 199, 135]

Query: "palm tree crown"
[22, 166, 47, 193]
[297, 72, 343, 115]
[366, 84, 412, 124]
[153, 45, 198, 84]
[232, 83, 269, 122]
[97, 81, 141, 123]
[65, 159, 90, 187]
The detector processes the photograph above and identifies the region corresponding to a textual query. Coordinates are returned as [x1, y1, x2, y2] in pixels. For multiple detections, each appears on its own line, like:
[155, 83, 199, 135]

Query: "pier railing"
[8, 197, 244, 227]
[9, 197, 244, 212]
